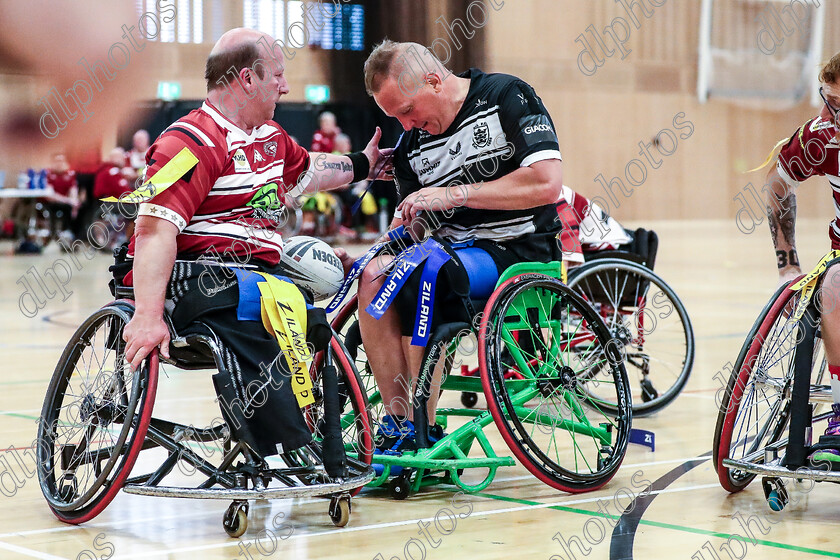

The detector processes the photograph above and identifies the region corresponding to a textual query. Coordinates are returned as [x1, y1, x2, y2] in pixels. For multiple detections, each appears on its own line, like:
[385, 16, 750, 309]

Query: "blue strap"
[411, 248, 451, 346]
[325, 243, 383, 313]
[233, 268, 295, 322]
[325, 226, 414, 313]
[629, 428, 655, 451]
[365, 238, 440, 319]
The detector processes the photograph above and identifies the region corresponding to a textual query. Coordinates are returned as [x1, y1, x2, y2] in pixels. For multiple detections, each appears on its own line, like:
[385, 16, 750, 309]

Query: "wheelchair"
[36, 267, 375, 536]
[457, 228, 695, 417]
[330, 258, 633, 499]
[713, 258, 839, 512]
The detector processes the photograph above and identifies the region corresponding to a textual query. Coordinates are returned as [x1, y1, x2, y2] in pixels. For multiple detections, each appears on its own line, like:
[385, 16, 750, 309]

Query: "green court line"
[470, 490, 840, 558]
[1, 412, 39, 421]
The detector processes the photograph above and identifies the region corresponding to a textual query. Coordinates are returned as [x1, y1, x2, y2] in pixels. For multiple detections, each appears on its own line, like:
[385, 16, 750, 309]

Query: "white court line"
[0, 480, 719, 546]
[0, 541, 69, 560]
[111, 483, 721, 559]
[0, 493, 337, 541]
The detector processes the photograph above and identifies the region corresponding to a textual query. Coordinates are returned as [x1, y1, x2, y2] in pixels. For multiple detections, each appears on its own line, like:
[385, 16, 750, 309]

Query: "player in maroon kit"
[44, 153, 81, 238]
[764, 52, 840, 461]
[120, 28, 393, 457]
[310, 111, 340, 153]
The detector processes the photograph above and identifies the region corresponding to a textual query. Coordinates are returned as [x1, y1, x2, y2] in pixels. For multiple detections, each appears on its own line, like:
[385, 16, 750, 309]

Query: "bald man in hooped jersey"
[121, 28, 392, 458]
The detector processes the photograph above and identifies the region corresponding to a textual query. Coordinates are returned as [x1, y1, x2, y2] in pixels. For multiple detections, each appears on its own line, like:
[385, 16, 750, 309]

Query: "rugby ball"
[279, 236, 345, 301]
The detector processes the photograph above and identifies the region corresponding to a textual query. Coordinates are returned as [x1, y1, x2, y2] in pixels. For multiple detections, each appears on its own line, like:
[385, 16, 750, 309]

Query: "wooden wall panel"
[483, 0, 835, 223]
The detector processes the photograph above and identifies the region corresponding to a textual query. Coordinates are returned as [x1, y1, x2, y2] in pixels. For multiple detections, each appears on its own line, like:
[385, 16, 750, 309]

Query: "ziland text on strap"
[789, 249, 840, 322]
[411, 247, 451, 346]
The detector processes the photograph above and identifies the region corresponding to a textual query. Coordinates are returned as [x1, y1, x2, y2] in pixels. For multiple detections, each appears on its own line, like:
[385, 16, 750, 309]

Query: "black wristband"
[347, 151, 370, 183]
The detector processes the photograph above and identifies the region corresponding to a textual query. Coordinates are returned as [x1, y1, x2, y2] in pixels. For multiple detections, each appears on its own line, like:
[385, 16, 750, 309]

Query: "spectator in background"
[94, 147, 136, 241]
[67, 143, 102, 242]
[310, 111, 340, 153]
[94, 148, 132, 201]
[127, 129, 151, 173]
[44, 152, 81, 239]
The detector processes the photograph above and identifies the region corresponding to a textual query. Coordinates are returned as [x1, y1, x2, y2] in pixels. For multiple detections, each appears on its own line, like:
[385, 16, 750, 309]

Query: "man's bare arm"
[765, 166, 801, 281]
[397, 159, 563, 223]
[122, 215, 179, 370]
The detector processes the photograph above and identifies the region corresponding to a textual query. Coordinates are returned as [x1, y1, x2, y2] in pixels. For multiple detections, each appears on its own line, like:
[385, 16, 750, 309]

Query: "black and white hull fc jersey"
[393, 67, 563, 244]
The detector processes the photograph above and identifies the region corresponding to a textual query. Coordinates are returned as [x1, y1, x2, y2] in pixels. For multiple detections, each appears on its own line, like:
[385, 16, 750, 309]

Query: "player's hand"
[397, 187, 464, 224]
[362, 127, 395, 181]
[333, 247, 355, 276]
[123, 312, 171, 371]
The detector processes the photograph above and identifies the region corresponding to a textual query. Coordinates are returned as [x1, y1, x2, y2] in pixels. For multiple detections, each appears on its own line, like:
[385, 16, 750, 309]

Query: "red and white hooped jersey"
[776, 116, 840, 248]
[556, 185, 632, 263]
[128, 101, 311, 266]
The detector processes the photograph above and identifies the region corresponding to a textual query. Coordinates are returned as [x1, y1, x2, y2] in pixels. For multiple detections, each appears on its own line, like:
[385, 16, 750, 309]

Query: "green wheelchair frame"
[330, 261, 633, 499]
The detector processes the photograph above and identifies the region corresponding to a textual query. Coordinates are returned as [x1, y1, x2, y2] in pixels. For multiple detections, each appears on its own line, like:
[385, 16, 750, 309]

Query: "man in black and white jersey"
[358, 40, 563, 457]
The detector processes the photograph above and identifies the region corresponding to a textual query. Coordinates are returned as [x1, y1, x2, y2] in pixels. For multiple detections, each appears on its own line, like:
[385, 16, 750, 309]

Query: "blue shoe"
[427, 424, 446, 444]
[373, 416, 416, 476]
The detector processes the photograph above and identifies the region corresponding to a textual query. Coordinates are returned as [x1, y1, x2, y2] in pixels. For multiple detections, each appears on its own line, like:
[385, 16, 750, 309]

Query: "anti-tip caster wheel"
[329, 495, 352, 527]
[389, 475, 411, 500]
[640, 378, 658, 403]
[223, 500, 249, 537]
[762, 477, 789, 512]
[460, 392, 478, 408]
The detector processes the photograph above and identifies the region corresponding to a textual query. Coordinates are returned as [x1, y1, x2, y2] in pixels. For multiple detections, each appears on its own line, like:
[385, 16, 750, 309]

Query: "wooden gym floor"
[1, 218, 839, 560]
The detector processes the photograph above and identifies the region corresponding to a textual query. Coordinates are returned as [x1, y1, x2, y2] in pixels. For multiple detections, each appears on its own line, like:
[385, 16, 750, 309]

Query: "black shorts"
[164, 261, 315, 457]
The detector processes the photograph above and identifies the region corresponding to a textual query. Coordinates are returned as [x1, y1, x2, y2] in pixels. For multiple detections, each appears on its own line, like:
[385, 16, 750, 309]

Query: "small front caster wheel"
[767, 490, 786, 511]
[223, 500, 249, 537]
[389, 476, 411, 500]
[762, 477, 789, 512]
[57, 474, 78, 502]
[329, 495, 351, 527]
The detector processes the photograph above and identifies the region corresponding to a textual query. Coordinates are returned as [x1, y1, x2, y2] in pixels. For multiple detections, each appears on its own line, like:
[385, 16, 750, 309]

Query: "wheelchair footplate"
[367, 413, 516, 499]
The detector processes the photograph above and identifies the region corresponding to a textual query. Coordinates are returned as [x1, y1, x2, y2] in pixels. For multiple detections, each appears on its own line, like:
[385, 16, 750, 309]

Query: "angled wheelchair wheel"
[37, 302, 158, 523]
[330, 295, 387, 432]
[479, 274, 631, 493]
[713, 279, 826, 492]
[568, 258, 694, 416]
[308, 335, 375, 471]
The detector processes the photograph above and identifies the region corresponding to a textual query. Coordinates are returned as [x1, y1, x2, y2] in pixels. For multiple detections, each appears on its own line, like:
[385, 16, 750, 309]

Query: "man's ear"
[426, 73, 443, 92]
[237, 67, 252, 88]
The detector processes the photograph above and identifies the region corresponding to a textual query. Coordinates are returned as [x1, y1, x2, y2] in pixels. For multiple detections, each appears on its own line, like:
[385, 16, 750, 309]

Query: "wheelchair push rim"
[479, 273, 632, 493]
[37, 303, 158, 523]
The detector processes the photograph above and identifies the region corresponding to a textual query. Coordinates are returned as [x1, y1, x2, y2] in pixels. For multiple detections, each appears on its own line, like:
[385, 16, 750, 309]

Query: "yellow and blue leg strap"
[233, 268, 315, 407]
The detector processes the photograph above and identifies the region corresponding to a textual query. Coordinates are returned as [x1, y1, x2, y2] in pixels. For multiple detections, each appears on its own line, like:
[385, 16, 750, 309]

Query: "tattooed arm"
[293, 128, 394, 195]
[765, 166, 802, 282]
